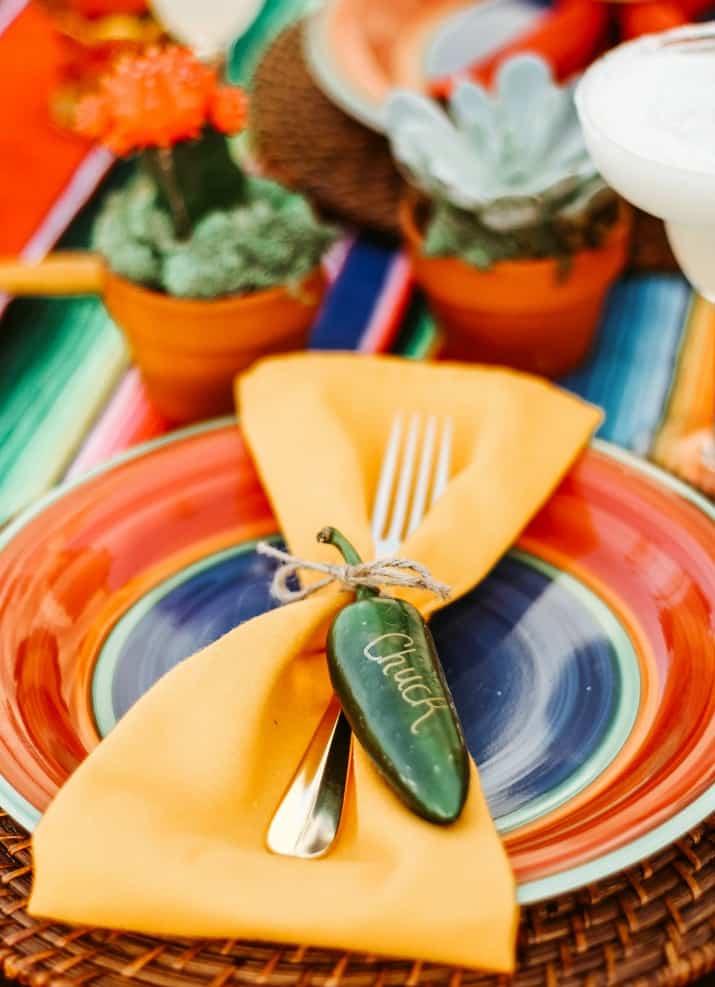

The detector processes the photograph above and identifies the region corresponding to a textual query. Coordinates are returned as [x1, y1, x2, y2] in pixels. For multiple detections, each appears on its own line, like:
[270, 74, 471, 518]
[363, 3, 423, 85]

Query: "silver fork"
[266, 413, 453, 858]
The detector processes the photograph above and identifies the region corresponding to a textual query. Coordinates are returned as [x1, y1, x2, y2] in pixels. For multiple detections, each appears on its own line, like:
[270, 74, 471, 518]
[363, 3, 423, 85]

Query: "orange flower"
[67, 0, 148, 15]
[210, 86, 248, 135]
[75, 45, 248, 154]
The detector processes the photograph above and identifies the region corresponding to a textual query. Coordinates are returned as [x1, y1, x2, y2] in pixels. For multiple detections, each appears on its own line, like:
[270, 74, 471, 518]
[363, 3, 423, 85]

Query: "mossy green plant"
[93, 174, 336, 299]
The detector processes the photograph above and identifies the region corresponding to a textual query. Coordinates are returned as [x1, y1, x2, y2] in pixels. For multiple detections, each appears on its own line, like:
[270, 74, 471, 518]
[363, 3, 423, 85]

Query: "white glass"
[576, 24, 715, 475]
[149, 0, 264, 62]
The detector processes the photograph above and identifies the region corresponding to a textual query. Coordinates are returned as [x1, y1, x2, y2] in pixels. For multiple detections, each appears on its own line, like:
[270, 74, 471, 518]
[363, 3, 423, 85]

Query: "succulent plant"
[94, 174, 336, 298]
[386, 54, 618, 267]
[84, 45, 337, 299]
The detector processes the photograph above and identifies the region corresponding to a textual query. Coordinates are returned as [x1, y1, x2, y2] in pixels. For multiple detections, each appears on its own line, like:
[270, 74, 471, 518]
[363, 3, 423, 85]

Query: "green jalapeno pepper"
[319, 526, 470, 824]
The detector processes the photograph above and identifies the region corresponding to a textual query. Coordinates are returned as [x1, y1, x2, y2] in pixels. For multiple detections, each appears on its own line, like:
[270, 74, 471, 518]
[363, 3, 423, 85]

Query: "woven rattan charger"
[0, 810, 712, 987]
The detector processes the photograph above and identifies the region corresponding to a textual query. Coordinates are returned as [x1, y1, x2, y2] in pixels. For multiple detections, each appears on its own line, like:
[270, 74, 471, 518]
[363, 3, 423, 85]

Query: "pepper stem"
[317, 527, 377, 600]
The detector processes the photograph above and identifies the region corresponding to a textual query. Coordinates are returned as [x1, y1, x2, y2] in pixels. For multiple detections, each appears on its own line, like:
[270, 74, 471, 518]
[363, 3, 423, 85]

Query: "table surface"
[1, 966, 714, 985]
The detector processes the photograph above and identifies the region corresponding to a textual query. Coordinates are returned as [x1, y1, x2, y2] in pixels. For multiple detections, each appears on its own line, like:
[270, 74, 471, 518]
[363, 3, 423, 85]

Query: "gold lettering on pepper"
[363, 633, 449, 734]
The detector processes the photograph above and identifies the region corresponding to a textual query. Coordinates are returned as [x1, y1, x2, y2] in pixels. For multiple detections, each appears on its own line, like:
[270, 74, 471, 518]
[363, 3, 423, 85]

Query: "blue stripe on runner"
[308, 237, 397, 351]
[560, 274, 691, 455]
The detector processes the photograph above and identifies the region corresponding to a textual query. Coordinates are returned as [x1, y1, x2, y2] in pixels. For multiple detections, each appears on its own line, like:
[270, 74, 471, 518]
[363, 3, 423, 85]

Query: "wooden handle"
[0, 252, 106, 296]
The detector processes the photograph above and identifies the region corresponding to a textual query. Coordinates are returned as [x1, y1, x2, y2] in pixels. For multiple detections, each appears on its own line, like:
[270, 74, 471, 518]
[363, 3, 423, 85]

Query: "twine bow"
[256, 542, 452, 604]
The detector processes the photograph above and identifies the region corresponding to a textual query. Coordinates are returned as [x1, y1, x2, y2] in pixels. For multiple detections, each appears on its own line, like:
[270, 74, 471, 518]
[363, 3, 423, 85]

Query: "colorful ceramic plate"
[0, 421, 713, 906]
[303, 0, 546, 131]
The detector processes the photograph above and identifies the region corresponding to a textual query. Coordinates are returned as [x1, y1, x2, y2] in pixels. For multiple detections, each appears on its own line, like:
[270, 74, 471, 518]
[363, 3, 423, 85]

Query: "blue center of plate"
[93, 542, 639, 832]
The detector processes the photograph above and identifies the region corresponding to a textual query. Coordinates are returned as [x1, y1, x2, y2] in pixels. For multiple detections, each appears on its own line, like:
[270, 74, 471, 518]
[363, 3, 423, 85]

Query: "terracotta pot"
[401, 195, 633, 378]
[103, 269, 326, 423]
[0, 256, 323, 420]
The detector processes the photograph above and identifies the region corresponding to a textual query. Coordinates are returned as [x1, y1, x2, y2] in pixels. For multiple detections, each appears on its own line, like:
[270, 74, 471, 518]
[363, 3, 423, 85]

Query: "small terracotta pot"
[0, 252, 326, 422]
[103, 269, 326, 423]
[401, 195, 633, 378]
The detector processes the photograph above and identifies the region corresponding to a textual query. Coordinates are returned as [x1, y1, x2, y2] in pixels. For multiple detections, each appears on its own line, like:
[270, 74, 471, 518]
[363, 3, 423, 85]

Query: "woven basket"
[0, 810, 713, 987]
[251, 22, 680, 273]
[251, 22, 403, 236]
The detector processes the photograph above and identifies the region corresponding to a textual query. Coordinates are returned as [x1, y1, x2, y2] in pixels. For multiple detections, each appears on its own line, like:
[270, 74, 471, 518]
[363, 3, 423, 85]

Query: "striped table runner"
[0, 0, 318, 523]
[0, 0, 113, 314]
[1, 206, 712, 524]
[0, 0, 712, 525]
[0, 164, 133, 523]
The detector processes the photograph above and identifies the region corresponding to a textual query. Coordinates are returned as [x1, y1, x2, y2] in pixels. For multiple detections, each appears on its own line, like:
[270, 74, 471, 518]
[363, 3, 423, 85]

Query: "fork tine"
[431, 417, 453, 505]
[407, 415, 437, 536]
[385, 412, 421, 548]
[371, 414, 403, 546]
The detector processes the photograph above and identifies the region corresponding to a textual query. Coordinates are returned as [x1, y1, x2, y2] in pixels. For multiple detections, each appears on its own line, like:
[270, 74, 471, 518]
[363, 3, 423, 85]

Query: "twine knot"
[256, 542, 452, 604]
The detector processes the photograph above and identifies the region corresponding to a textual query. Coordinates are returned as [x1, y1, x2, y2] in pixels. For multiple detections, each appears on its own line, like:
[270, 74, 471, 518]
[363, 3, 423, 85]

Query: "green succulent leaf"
[386, 53, 619, 264]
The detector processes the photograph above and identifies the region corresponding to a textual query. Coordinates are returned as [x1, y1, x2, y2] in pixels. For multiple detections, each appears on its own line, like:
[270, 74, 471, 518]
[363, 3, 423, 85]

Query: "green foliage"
[93, 175, 335, 299]
[424, 178, 619, 271]
[386, 55, 620, 269]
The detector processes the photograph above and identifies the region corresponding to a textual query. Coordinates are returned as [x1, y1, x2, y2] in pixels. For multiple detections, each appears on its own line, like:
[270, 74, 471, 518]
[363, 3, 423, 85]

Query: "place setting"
[0, 2, 713, 987]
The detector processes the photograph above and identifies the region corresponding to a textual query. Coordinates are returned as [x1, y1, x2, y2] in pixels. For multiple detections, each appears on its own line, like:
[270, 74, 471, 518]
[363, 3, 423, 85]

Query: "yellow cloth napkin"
[30, 354, 601, 971]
